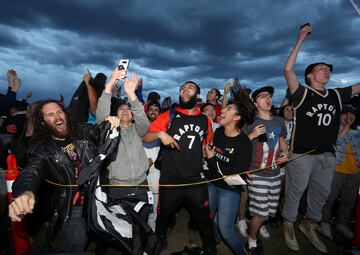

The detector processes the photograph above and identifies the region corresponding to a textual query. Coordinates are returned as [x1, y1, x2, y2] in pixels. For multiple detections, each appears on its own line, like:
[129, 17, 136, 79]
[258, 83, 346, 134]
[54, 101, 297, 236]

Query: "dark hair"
[212, 88, 221, 100]
[195, 84, 201, 95]
[89, 72, 107, 98]
[147, 91, 161, 102]
[279, 104, 291, 118]
[147, 101, 161, 111]
[32, 99, 79, 142]
[229, 88, 256, 129]
[11, 100, 29, 111]
[183, 80, 200, 94]
[304, 62, 333, 85]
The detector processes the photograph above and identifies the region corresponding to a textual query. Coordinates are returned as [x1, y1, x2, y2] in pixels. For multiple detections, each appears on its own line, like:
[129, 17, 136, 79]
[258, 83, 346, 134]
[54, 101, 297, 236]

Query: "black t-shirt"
[206, 127, 252, 193]
[54, 138, 83, 205]
[160, 111, 209, 185]
[290, 84, 352, 154]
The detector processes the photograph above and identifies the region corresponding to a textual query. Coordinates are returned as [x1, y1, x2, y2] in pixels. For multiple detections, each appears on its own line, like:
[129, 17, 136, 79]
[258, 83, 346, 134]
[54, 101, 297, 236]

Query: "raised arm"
[83, 73, 98, 114]
[351, 82, 360, 96]
[123, 73, 149, 136]
[96, 68, 125, 123]
[0, 69, 21, 116]
[221, 80, 233, 109]
[284, 24, 312, 94]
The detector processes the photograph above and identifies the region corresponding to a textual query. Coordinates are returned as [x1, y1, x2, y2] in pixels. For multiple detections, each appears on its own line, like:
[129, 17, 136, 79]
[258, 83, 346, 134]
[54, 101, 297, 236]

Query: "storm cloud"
[0, 0, 359, 104]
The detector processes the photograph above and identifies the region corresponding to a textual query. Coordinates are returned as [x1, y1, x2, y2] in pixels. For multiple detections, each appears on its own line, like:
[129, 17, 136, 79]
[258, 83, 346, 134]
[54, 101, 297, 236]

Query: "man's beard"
[147, 114, 158, 122]
[45, 121, 69, 139]
[179, 94, 197, 109]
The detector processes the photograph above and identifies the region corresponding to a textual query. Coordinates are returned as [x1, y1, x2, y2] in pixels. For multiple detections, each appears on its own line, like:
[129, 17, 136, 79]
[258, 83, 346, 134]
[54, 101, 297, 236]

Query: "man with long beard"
[8, 100, 120, 253]
[143, 81, 217, 255]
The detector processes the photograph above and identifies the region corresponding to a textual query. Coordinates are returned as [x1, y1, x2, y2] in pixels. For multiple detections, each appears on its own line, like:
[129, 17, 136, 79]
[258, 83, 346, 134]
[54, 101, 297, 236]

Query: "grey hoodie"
[96, 93, 149, 184]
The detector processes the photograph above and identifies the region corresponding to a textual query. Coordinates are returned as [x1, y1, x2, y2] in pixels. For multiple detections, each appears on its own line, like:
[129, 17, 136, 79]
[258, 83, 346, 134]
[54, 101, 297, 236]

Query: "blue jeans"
[208, 184, 245, 255]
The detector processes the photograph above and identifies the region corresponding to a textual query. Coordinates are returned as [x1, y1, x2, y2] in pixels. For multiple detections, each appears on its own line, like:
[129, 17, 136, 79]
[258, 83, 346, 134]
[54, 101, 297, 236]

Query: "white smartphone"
[118, 59, 130, 79]
[118, 59, 130, 71]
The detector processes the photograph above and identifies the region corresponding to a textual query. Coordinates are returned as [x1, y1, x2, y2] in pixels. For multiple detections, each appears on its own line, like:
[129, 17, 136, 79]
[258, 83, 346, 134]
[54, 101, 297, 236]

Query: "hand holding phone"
[86, 68, 93, 77]
[118, 59, 130, 79]
[300, 22, 311, 36]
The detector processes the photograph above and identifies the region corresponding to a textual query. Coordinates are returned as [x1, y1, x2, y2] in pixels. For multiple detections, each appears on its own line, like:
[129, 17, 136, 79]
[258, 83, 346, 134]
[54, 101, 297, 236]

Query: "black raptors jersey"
[291, 85, 351, 154]
[160, 111, 208, 185]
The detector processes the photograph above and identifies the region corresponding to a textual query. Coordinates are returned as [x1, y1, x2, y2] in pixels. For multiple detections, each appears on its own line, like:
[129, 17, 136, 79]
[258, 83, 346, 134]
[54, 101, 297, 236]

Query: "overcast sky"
[0, 0, 359, 105]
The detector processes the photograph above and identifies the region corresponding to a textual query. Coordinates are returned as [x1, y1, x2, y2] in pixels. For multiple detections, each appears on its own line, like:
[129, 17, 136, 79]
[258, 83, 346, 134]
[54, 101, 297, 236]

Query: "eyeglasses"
[256, 93, 272, 100]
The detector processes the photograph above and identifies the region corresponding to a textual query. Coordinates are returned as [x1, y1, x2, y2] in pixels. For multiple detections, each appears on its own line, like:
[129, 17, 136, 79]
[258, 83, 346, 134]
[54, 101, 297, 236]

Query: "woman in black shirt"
[205, 88, 255, 255]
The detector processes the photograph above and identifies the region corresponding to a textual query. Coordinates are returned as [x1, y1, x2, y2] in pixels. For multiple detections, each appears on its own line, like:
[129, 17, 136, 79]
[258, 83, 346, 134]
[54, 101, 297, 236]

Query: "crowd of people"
[0, 24, 360, 255]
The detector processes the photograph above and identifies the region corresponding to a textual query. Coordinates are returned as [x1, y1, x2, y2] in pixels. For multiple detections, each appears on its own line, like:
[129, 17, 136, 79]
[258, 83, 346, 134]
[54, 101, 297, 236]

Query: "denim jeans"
[208, 184, 245, 255]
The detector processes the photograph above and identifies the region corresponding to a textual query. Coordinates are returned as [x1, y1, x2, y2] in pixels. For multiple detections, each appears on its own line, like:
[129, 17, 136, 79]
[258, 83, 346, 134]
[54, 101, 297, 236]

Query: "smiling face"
[218, 103, 240, 127]
[147, 104, 160, 122]
[117, 104, 133, 125]
[308, 64, 332, 85]
[42, 102, 69, 139]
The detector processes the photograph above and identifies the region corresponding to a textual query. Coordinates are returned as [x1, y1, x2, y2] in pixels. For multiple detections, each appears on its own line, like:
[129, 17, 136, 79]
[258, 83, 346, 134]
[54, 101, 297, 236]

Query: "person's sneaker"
[317, 222, 333, 240]
[336, 223, 354, 239]
[246, 240, 263, 255]
[237, 219, 248, 238]
[259, 225, 270, 239]
[188, 230, 199, 248]
[299, 221, 327, 253]
[283, 221, 300, 251]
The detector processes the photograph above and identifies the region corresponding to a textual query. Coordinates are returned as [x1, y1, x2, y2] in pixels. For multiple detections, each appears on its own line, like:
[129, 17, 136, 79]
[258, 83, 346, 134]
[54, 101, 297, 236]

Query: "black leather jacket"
[12, 123, 102, 222]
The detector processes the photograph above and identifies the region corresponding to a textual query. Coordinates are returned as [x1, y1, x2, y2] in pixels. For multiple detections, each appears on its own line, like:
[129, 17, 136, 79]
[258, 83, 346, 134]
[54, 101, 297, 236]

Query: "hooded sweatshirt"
[96, 93, 149, 184]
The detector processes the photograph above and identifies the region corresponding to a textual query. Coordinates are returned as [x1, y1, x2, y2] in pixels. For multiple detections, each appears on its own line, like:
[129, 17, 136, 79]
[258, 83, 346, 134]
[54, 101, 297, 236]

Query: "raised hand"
[224, 79, 234, 94]
[23, 91, 32, 101]
[137, 78, 143, 88]
[83, 73, 91, 85]
[123, 73, 139, 101]
[297, 24, 312, 43]
[104, 68, 127, 94]
[7, 69, 21, 92]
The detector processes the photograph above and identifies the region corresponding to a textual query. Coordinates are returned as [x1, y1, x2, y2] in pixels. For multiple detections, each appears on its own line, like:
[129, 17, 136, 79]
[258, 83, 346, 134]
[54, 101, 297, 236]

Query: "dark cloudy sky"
[0, 0, 359, 105]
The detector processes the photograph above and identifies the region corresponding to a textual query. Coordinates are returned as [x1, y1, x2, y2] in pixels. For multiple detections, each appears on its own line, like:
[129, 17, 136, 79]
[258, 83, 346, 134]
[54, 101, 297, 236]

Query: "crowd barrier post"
[353, 188, 360, 246]
[5, 153, 31, 255]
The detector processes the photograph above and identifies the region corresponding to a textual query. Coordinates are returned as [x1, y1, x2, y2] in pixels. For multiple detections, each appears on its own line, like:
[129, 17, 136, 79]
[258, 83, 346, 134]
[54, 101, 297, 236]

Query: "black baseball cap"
[251, 86, 274, 101]
[304, 62, 333, 85]
[147, 91, 160, 102]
